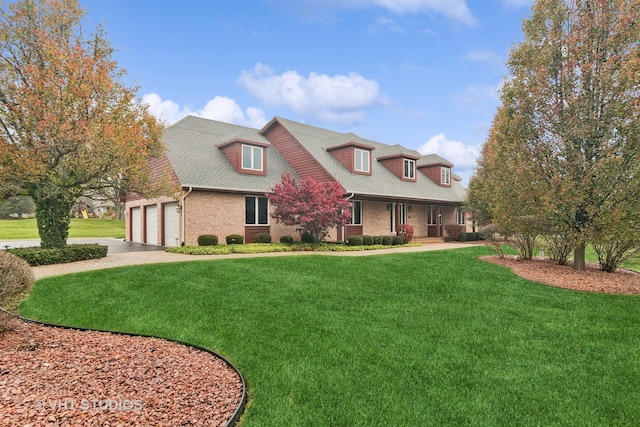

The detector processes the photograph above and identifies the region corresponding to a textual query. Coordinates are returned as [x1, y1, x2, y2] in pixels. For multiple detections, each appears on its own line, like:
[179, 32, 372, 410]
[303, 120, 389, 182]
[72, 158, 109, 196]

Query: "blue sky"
[81, 0, 534, 185]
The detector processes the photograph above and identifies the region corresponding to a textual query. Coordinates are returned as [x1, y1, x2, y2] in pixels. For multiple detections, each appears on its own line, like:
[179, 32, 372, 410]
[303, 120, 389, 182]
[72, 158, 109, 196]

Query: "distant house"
[125, 116, 468, 246]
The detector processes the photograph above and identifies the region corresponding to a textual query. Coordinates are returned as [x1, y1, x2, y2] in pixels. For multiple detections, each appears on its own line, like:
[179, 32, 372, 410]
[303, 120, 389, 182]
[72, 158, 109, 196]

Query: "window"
[242, 145, 263, 171]
[354, 149, 370, 173]
[457, 209, 466, 225]
[441, 167, 451, 185]
[350, 200, 362, 225]
[427, 205, 438, 225]
[399, 203, 407, 225]
[245, 196, 268, 225]
[404, 159, 415, 179]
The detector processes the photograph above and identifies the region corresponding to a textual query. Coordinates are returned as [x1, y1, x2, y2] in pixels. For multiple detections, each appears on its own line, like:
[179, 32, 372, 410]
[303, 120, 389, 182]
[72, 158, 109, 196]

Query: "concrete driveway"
[0, 237, 166, 254]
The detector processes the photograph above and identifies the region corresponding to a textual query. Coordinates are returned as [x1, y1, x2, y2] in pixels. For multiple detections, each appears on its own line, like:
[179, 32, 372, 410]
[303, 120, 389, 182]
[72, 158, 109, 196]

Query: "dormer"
[216, 138, 269, 176]
[326, 141, 375, 176]
[376, 145, 421, 182]
[418, 155, 454, 188]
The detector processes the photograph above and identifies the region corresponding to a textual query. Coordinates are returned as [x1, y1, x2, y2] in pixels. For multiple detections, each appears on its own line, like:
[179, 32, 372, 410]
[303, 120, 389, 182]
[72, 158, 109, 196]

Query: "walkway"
[13, 238, 477, 280]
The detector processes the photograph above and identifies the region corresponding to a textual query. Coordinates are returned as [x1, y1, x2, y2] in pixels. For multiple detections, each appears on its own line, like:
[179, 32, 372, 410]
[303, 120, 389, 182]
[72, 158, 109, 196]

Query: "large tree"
[470, 0, 640, 271]
[0, 0, 165, 248]
[268, 173, 352, 243]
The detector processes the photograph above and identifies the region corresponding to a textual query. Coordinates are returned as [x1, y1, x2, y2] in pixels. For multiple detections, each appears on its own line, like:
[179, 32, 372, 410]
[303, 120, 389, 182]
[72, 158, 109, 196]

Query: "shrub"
[361, 235, 374, 246]
[444, 224, 463, 242]
[458, 232, 467, 242]
[479, 224, 506, 258]
[392, 236, 404, 245]
[280, 235, 294, 244]
[373, 236, 382, 245]
[509, 232, 538, 260]
[593, 237, 639, 273]
[381, 236, 393, 246]
[397, 224, 414, 244]
[225, 234, 244, 245]
[347, 235, 363, 246]
[255, 233, 272, 243]
[197, 234, 218, 246]
[8, 244, 108, 266]
[0, 251, 35, 312]
[543, 233, 572, 265]
[301, 231, 315, 243]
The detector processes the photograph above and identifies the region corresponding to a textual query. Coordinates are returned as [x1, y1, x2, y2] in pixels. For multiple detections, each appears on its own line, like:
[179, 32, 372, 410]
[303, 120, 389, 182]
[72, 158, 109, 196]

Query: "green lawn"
[20, 247, 640, 426]
[0, 218, 124, 240]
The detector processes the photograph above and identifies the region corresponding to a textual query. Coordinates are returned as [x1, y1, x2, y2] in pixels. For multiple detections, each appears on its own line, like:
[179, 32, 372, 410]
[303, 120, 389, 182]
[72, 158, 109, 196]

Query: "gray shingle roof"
[163, 116, 296, 193]
[274, 117, 466, 203]
[162, 115, 466, 203]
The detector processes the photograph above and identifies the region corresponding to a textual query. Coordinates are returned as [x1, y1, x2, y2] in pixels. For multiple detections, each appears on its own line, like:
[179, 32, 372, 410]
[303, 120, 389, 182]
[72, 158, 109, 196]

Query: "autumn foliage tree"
[0, 0, 165, 248]
[469, 0, 640, 271]
[268, 173, 352, 243]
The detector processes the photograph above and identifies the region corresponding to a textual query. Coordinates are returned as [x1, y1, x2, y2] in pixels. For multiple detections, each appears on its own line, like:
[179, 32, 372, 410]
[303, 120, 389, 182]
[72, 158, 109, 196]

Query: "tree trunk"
[573, 241, 586, 271]
[31, 190, 75, 249]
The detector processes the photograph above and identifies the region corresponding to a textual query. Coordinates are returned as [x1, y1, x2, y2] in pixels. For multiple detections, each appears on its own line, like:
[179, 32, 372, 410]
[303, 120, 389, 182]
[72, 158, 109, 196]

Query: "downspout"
[343, 193, 355, 242]
[180, 187, 193, 246]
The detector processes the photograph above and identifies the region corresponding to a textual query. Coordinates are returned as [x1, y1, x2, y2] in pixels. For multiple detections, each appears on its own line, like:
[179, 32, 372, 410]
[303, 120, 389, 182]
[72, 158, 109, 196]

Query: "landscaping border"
[0, 305, 247, 427]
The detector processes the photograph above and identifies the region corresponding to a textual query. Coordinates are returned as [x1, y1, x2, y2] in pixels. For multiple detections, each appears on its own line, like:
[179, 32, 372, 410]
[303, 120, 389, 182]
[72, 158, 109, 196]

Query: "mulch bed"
[0, 311, 243, 426]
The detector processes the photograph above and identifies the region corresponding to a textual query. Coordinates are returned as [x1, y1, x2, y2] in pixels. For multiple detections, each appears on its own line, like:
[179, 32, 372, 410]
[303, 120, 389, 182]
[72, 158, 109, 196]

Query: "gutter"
[180, 186, 193, 246]
[341, 192, 356, 242]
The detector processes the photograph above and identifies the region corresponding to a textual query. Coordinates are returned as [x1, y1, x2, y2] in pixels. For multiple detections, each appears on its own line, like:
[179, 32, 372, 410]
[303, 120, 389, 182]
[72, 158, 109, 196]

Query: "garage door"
[131, 207, 142, 243]
[163, 203, 180, 247]
[145, 205, 158, 245]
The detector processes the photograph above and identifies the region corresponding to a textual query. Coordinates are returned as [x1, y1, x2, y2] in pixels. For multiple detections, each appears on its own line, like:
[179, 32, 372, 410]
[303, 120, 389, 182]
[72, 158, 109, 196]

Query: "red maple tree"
[268, 173, 352, 243]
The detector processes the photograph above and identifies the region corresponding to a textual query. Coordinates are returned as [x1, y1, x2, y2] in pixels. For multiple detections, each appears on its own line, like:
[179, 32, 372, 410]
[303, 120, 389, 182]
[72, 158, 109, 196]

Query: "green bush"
[225, 234, 244, 244]
[255, 233, 272, 243]
[373, 236, 382, 245]
[8, 244, 108, 266]
[197, 234, 218, 246]
[301, 231, 315, 243]
[347, 235, 363, 246]
[0, 250, 35, 311]
[391, 236, 404, 245]
[445, 224, 464, 241]
[280, 235, 294, 244]
[458, 232, 467, 242]
[361, 235, 374, 246]
[381, 236, 393, 246]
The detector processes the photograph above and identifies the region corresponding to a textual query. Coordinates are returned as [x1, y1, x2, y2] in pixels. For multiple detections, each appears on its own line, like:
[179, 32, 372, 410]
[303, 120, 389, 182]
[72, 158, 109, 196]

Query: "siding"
[262, 121, 336, 183]
[419, 165, 451, 188]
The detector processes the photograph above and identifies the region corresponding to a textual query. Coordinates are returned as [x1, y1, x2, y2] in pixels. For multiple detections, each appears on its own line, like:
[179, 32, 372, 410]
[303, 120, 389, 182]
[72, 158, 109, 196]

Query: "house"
[125, 115, 469, 246]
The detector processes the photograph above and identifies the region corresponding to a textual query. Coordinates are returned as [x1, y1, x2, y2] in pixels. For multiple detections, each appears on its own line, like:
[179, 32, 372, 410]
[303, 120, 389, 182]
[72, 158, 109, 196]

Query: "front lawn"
[0, 218, 125, 240]
[21, 247, 640, 426]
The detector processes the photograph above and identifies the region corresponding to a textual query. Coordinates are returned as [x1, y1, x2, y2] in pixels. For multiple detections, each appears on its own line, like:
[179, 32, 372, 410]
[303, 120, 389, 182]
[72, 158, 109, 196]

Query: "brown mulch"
[0, 311, 243, 426]
[481, 255, 640, 295]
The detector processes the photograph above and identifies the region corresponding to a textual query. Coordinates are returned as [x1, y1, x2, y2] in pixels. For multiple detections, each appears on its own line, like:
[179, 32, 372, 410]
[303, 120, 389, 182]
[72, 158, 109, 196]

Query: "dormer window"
[354, 148, 370, 173]
[242, 144, 263, 171]
[441, 167, 451, 185]
[404, 159, 415, 179]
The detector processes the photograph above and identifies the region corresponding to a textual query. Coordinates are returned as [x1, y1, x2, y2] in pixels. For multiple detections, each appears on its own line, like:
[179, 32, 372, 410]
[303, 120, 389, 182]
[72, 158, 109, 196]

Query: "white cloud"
[372, 0, 476, 24]
[237, 63, 386, 125]
[456, 84, 500, 112]
[370, 16, 406, 33]
[500, 0, 533, 8]
[417, 133, 480, 171]
[142, 93, 267, 128]
[464, 49, 505, 69]
[281, 0, 476, 25]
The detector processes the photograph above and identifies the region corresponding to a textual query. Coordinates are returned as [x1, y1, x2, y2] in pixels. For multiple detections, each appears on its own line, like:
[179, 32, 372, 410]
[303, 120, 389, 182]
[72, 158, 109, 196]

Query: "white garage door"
[145, 205, 158, 245]
[163, 203, 180, 247]
[131, 207, 142, 243]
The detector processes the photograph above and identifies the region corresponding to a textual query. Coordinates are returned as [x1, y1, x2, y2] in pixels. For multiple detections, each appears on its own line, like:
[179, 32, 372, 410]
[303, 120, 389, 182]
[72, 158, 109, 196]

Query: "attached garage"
[163, 202, 180, 247]
[131, 207, 142, 243]
[145, 205, 158, 245]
